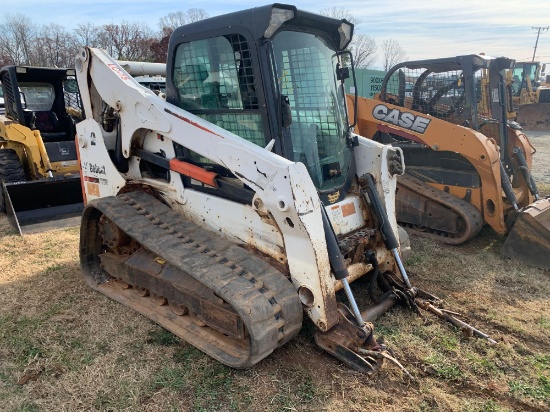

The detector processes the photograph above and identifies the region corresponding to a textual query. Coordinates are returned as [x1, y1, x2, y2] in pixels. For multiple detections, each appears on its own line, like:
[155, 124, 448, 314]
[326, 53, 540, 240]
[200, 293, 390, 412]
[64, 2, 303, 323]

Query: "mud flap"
[502, 197, 550, 270]
[3, 176, 83, 235]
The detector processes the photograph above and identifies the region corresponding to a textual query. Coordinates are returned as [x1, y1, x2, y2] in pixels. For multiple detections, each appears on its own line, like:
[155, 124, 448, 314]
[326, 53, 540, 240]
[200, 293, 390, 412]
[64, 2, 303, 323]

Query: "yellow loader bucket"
[516, 103, 550, 130]
[2, 176, 83, 235]
[502, 198, 550, 269]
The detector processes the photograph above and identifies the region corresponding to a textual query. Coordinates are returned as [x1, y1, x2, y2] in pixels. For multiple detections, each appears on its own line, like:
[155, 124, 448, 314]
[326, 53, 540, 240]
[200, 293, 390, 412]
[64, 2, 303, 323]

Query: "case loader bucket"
[502, 198, 550, 270]
[2, 176, 83, 235]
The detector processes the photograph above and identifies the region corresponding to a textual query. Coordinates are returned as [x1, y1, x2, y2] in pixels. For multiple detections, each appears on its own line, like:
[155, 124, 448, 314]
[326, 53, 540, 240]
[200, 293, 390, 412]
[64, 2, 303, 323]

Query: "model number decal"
[107, 63, 130, 81]
[372, 104, 431, 134]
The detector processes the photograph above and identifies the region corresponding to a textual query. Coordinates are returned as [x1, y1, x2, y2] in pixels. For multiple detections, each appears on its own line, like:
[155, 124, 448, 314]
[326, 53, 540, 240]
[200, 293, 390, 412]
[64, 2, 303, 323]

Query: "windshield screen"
[272, 31, 350, 192]
[19, 82, 55, 111]
[512, 64, 537, 96]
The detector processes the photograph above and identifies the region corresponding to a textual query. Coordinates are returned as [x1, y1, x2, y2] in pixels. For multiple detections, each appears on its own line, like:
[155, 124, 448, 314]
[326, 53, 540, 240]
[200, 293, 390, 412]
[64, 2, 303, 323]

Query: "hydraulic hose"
[365, 250, 380, 302]
[114, 119, 129, 173]
[361, 174, 412, 289]
[513, 147, 540, 200]
[499, 161, 519, 211]
[320, 205, 364, 326]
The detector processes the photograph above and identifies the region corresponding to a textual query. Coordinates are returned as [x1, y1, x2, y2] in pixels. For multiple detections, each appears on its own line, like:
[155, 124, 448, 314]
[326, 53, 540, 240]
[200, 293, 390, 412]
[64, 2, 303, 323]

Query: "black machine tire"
[80, 191, 303, 369]
[0, 148, 26, 213]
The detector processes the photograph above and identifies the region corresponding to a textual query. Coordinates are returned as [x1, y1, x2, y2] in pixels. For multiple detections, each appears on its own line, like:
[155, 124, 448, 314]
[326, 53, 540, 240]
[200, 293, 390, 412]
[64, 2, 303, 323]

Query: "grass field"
[1, 134, 549, 411]
[1, 220, 549, 412]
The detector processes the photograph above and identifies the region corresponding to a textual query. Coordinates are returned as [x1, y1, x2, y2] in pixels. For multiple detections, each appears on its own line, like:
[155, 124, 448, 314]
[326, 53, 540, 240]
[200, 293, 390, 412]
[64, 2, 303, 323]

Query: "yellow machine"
[508, 61, 550, 129]
[509, 61, 549, 104]
[0, 65, 84, 233]
[348, 55, 550, 269]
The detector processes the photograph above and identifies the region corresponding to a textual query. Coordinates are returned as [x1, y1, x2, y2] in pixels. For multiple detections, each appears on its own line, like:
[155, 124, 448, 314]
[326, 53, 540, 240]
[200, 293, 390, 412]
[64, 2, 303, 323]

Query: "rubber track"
[0, 149, 25, 212]
[397, 174, 483, 245]
[81, 191, 302, 368]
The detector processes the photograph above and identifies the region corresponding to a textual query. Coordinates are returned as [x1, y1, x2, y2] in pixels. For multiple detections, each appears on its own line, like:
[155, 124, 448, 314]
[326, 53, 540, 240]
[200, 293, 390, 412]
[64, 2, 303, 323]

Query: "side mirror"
[281, 95, 292, 127]
[20, 91, 27, 109]
[335, 50, 357, 130]
[336, 63, 350, 82]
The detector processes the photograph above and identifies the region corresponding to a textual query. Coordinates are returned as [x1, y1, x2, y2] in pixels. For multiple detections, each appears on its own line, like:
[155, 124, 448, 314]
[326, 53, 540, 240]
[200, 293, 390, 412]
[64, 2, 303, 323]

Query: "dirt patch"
[1, 218, 549, 411]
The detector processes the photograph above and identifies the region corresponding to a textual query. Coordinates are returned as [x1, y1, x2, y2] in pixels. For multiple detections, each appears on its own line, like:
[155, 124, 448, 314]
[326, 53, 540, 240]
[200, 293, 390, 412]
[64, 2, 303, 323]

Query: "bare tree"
[73, 22, 101, 47]
[157, 8, 209, 31]
[381, 39, 408, 71]
[0, 10, 211, 68]
[318, 7, 361, 26]
[318, 8, 376, 68]
[0, 14, 37, 65]
[153, 9, 209, 63]
[35, 23, 78, 67]
[158, 11, 187, 32]
[186, 8, 209, 23]
[150, 28, 172, 63]
[97, 21, 154, 61]
[350, 34, 377, 68]
[0, 52, 12, 67]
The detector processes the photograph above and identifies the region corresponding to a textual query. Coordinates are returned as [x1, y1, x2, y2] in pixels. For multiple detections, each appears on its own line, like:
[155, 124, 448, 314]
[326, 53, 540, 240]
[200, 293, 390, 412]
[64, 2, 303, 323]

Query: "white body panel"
[326, 195, 366, 236]
[75, 47, 403, 331]
[354, 135, 403, 242]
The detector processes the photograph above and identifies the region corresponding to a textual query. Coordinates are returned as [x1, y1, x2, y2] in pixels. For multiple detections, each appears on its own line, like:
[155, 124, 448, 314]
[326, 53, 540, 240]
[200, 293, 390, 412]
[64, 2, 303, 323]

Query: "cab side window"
[173, 35, 266, 154]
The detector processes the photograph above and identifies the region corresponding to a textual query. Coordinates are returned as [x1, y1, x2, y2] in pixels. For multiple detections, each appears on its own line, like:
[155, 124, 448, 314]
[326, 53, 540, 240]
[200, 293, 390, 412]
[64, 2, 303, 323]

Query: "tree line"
[0, 7, 406, 70]
[0, 9, 208, 67]
[318, 7, 407, 70]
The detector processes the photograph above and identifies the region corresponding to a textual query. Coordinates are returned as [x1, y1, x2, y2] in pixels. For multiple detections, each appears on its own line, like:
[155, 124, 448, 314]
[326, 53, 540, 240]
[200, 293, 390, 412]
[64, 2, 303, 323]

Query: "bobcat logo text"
[89, 163, 106, 175]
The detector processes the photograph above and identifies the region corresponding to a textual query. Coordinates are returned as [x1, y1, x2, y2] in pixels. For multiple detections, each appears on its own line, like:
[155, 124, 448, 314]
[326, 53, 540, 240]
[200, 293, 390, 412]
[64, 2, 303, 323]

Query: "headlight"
[338, 22, 353, 49]
[264, 8, 295, 38]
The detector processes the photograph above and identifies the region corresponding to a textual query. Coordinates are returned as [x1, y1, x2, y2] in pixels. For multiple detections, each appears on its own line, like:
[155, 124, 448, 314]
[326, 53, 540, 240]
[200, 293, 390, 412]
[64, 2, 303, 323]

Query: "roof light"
[264, 8, 295, 39]
[338, 22, 353, 49]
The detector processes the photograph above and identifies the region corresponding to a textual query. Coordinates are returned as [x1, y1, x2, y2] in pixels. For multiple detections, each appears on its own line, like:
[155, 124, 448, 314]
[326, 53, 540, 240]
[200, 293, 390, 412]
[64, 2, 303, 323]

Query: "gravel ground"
[526, 130, 550, 186]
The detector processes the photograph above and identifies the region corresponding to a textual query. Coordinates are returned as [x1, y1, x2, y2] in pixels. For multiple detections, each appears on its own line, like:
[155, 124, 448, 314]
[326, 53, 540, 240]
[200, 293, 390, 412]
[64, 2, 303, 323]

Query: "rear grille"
[2, 72, 19, 122]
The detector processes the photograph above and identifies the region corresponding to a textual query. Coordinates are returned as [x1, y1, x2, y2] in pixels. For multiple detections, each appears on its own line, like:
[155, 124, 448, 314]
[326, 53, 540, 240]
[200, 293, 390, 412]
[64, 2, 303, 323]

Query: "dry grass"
[1, 215, 549, 412]
[1, 132, 549, 411]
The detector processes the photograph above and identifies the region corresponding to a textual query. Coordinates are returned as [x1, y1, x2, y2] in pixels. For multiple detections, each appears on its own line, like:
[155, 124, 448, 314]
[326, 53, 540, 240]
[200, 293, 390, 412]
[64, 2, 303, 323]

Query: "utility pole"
[532, 26, 549, 61]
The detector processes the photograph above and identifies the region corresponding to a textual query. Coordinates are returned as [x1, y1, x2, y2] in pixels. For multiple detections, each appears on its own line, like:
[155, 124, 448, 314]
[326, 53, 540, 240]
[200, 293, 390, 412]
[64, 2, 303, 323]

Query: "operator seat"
[31, 111, 67, 141]
[181, 64, 209, 93]
[178, 64, 210, 110]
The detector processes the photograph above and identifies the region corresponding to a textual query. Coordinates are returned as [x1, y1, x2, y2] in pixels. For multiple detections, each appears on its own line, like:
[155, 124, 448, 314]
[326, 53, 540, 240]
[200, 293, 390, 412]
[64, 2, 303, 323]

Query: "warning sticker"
[341, 202, 356, 218]
[86, 181, 100, 197]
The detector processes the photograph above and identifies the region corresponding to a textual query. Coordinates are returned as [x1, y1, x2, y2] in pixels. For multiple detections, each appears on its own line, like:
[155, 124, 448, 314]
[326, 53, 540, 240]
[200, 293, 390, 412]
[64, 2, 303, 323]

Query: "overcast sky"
[3, 0, 550, 68]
